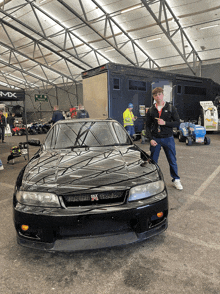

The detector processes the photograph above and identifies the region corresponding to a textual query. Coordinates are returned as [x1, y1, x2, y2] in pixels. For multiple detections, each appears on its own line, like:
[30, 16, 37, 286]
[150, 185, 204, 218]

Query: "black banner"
[0, 89, 25, 101]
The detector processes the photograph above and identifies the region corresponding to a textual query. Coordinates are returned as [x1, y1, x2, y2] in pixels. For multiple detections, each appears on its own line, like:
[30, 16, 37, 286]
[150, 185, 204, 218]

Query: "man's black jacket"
[145, 102, 180, 141]
[0, 114, 6, 127]
[51, 110, 64, 123]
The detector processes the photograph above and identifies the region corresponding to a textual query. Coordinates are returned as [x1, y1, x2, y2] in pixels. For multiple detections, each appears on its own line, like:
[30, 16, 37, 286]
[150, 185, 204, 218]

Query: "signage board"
[0, 90, 25, 101]
[35, 94, 48, 102]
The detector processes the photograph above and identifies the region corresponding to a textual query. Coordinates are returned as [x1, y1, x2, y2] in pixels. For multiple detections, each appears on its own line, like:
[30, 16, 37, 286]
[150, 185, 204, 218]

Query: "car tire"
[186, 136, 192, 146]
[204, 136, 211, 145]
[178, 131, 185, 142]
[17, 130, 22, 136]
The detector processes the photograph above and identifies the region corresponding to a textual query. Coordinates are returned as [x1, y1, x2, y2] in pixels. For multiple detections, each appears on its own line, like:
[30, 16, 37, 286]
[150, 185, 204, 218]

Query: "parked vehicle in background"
[11, 125, 27, 136]
[178, 122, 211, 146]
[13, 119, 168, 252]
[198, 101, 219, 132]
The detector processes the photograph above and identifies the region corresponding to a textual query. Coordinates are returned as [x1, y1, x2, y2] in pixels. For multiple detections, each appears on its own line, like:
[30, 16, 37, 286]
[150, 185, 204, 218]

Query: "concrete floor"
[0, 132, 220, 294]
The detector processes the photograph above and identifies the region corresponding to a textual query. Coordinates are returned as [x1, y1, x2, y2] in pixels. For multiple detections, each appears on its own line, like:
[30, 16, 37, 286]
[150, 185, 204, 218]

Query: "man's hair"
[152, 87, 164, 95]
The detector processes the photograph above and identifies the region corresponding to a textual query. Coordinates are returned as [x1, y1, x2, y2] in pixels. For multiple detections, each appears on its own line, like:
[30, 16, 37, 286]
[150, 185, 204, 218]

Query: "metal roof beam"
[0, 40, 79, 84]
[57, 0, 137, 67]
[25, 0, 110, 67]
[0, 58, 64, 89]
[141, 0, 202, 75]
[58, 0, 160, 69]
[0, 16, 86, 72]
[90, 0, 160, 69]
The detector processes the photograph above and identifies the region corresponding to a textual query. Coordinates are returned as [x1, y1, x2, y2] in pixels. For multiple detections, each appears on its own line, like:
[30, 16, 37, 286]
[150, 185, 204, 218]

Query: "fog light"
[21, 225, 29, 231]
[157, 212, 163, 218]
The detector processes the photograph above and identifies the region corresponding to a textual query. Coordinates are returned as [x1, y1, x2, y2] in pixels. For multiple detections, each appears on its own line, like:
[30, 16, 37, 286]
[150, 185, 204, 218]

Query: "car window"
[113, 122, 130, 143]
[44, 121, 131, 149]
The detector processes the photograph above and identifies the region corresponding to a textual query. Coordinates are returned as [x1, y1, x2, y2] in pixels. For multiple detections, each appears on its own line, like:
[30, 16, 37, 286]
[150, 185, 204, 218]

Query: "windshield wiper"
[74, 122, 96, 146]
[104, 143, 130, 146]
[65, 145, 89, 150]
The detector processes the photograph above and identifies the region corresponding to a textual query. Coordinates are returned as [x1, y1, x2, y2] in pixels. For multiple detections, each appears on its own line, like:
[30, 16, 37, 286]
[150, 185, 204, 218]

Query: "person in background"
[70, 107, 77, 118]
[0, 110, 6, 143]
[76, 104, 89, 119]
[51, 105, 64, 124]
[123, 103, 137, 138]
[7, 113, 15, 132]
[145, 87, 183, 190]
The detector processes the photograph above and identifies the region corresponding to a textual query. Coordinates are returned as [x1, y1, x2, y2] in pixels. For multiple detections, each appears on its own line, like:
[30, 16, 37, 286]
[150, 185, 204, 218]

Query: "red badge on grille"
[91, 194, 99, 201]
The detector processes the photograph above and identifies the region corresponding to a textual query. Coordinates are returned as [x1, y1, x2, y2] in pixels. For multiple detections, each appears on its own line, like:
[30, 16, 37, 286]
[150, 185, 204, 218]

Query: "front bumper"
[14, 196, 168, 252]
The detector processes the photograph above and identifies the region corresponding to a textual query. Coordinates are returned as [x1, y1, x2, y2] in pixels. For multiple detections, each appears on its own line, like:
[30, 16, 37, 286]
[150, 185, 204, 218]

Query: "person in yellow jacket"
[123, 103, 137, 138]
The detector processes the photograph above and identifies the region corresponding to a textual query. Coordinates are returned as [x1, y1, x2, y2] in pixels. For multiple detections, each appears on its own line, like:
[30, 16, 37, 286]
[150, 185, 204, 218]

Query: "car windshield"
[44, 121, 132, 149]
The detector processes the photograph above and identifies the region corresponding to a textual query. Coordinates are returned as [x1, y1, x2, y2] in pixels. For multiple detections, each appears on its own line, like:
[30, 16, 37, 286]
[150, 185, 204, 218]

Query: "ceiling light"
[199, 24, 219, 30]
[121, 4, 142, 14]
[147, 37, 161, 42]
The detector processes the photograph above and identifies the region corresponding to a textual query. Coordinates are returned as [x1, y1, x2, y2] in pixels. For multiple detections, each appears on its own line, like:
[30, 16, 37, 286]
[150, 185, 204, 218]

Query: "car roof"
[55, 118, 118, 124]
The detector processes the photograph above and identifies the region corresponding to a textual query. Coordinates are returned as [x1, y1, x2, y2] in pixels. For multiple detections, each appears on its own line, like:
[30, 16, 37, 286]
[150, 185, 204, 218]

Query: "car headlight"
[16, 191, 61, 207]
[128, 180, 165, 202]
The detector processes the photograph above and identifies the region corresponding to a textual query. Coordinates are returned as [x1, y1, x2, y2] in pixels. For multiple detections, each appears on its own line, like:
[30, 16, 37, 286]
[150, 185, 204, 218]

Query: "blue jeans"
[150, 136, 180, 180]
[125, 125, 135, 137]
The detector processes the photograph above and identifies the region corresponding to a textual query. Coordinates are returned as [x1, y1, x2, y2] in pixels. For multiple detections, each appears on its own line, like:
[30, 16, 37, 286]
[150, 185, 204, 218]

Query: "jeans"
[150, 136, 180, 180]
[125, 125, 135, 137]
[0, 127, 5, 141]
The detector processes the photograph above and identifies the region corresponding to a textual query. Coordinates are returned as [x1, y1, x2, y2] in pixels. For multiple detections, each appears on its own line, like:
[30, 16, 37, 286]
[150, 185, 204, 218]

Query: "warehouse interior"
[1, 2, 220, 294]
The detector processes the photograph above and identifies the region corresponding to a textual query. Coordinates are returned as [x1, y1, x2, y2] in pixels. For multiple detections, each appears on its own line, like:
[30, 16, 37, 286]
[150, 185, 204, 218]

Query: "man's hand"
[155, 118, 166, 125]
[150, 139, 157, 146]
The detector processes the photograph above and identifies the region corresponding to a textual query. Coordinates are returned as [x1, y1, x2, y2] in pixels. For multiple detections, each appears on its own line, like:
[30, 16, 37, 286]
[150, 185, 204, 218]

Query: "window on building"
[184, 86, 206, 95]
[129, 80, 146, 91]
[113, 78, 120, 90]
[177, 85, 182, 94]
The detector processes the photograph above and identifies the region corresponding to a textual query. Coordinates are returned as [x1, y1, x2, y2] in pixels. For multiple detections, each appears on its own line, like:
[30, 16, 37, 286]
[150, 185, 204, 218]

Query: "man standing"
[145, 87, 183, 190]
[0, 110, 6, 143]
[51, 105, 64, 124]
[7, 113, 15, 132]
[123, 103, 136, 138]
[76, 104, 89, 119]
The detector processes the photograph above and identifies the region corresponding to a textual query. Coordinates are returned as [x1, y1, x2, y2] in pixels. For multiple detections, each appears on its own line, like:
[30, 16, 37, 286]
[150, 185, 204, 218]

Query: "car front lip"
[13, 194, 168, 252]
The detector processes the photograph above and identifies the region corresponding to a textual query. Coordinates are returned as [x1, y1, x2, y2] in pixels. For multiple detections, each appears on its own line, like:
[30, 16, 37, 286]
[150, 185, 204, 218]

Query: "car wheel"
[204, 136, 211, 145]
[186, 136, 192, 146]
[178, 131, 185, 142]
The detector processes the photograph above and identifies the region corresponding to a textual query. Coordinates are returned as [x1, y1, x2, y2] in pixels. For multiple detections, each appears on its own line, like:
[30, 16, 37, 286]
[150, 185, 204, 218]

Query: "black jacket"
[7, 115, 15, 126]
[76, 109, 89, 119]
[145, 102, 180, 140]
[0, 114, 6, 127]
[51, 110, 64, 123]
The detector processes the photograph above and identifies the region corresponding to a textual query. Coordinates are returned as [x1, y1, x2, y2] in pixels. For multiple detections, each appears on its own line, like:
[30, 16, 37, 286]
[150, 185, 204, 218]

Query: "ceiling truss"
[0, 0, 214, 91]
[141, 0, 202, 75]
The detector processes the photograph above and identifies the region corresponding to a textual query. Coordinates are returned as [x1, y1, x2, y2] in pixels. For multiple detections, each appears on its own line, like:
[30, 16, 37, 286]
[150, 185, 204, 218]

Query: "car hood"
[21, 146, 158, 195]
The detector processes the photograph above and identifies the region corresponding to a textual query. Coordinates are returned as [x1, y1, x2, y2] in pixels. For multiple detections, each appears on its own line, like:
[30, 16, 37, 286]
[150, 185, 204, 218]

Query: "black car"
[13, 119, 168, 251]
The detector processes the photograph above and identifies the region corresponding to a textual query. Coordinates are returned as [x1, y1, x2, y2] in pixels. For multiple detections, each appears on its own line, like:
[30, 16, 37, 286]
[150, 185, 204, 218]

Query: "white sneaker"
[0, 165, 4, 170]
[173, 179, 183, 190]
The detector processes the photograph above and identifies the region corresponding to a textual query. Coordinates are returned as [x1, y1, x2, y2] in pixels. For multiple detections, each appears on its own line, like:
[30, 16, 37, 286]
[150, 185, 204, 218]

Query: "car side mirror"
[28, 139, 41, 146]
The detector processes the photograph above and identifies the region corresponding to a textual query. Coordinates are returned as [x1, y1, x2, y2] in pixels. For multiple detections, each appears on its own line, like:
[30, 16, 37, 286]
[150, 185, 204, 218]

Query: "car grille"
[62, 190, 128, 207]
